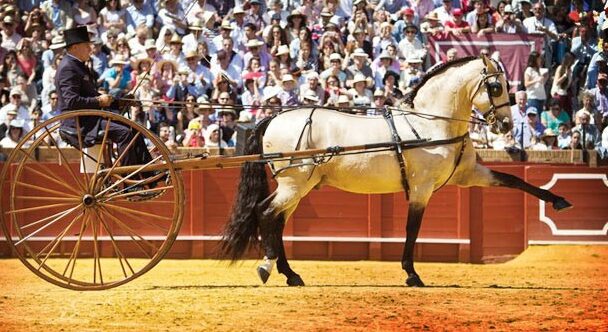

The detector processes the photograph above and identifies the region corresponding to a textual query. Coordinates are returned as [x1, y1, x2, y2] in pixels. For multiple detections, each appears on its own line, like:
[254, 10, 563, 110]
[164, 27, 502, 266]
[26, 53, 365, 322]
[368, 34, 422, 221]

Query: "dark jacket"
[55, 54, 101, 130]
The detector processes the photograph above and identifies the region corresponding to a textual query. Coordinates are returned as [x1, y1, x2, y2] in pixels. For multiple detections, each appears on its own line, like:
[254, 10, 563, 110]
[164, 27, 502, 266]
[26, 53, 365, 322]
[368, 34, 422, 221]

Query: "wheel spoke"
[15, 181, 79, 198]
[95, 155, 163, 198]
[64, 210, 90, 284]
[15, 196, 80, 203]
[7, 202, 79, 215]
[104, 206, 170, 233]
[96, 131, 142, 191]
[101, 185, 173, 202]
[36, 212, 84, 271]
[94, 209, 135, 278]
[102, 203, 173, 221]
[19, 208, 79, 230]
[99, 206, 157, 258]
[14, 151, 82, 196]
[91, 211, 103, 285]
[14, 205, 82, 246]
[41, 127, 87, 193]
[89, 119, 112, 191]
[75, 117, 92, 192]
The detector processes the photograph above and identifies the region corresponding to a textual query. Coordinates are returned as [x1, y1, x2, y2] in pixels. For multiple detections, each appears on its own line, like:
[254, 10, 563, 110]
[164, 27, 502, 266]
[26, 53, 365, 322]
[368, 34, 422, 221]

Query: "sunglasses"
[405, 30, 416, 34]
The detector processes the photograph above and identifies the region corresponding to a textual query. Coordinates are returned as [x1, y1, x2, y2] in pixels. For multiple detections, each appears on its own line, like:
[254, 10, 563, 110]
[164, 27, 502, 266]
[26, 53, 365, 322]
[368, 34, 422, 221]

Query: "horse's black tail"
[220, 117, 273, 262]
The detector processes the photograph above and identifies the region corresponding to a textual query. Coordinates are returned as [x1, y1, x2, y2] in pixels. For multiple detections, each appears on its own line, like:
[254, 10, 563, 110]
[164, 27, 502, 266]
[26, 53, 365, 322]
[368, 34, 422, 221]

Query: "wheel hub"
[82, 194, 96, 207]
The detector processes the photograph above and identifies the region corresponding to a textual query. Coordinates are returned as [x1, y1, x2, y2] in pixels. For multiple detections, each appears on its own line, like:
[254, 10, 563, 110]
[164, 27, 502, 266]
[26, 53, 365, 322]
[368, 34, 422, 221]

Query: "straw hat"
[189, 19, 205, 31]
[275, 45, 290, 56]
[329, 53, 342, 61]
[336, 94, 351, 105]
[352, 73, 368, 85]
[425, 12, 440, 21]
[169, 34, 183, 44]
[144, 39, 157, 50]
[281, 74, 295, 83]
[373, 88, 385, 97]
[220, 20, 233, 30]
[379, 51, 393, 60]
[542, 128, 557, 138]
[9, 87, 22, 96]
[184, 50, 201, 59]
[245, 39, 264, 48]
[49, 36, 66, 50]
[288, 9, 306, 20]
[302, 90, 319, 102]
[233, 7, 245, 15]
[109, 55, 129, 66]
[132, 54, 153, 68]
[351, 48, 368, 58]
[156, 58, 178, 71]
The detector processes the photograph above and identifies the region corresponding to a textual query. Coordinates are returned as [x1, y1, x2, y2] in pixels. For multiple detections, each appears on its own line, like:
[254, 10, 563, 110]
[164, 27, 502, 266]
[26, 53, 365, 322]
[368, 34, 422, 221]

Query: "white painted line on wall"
[538, 173, 608, 236]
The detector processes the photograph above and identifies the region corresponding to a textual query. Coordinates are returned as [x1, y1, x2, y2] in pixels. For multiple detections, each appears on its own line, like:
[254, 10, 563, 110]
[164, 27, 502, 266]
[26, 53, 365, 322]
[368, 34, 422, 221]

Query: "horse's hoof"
[553, 198, 573, 211]
[286, 274, 305, 286]
[406, 275, 425, 287]
[257, 266, 271, 284]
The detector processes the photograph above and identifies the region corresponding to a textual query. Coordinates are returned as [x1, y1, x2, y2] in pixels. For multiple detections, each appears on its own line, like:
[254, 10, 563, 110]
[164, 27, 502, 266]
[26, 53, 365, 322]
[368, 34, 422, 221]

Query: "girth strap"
[383, 108, 410, 200]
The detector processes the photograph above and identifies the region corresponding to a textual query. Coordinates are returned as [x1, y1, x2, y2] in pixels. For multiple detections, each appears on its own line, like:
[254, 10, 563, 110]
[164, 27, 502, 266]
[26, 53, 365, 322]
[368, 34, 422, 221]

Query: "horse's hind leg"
[257, 178, 315, 286]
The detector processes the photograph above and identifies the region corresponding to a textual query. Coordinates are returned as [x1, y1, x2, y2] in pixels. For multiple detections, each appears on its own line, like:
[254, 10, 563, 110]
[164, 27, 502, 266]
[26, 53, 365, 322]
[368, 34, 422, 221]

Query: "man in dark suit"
[56, 26, 154, 181]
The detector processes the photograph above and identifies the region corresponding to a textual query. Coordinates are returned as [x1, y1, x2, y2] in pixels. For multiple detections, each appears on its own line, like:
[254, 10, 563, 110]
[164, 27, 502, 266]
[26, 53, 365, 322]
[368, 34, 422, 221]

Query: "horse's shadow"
[145, 284, 597, 291]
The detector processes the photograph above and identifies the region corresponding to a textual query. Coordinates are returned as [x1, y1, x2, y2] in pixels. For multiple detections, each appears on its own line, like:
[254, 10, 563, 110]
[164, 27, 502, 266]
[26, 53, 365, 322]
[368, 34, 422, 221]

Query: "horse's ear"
[480, 53, 489, 67]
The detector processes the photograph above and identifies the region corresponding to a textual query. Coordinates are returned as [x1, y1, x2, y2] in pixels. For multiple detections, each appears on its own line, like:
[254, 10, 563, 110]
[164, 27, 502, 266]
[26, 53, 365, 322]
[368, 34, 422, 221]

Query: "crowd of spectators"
[0, 0, 606, 159]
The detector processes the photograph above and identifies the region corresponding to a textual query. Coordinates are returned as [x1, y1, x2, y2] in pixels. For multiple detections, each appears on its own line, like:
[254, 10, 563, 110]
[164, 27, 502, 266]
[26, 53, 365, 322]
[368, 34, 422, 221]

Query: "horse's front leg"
[490, 170, 572, 211]
[402, 202, 428, 287]
[402, 186, 434, 287]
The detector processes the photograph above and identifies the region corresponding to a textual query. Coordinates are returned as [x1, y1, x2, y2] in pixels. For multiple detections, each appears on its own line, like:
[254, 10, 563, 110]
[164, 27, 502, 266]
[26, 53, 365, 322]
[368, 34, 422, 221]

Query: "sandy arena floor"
[0, 245, 606, 331]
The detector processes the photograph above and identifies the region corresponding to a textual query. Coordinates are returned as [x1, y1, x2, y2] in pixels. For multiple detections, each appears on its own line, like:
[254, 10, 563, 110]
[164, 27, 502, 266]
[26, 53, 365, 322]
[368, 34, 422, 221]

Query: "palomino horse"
[221, 55, 572, 287]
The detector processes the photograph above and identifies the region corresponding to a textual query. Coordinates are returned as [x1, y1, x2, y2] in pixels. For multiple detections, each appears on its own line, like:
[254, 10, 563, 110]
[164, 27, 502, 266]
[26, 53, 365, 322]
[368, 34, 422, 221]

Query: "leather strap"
[383, 108, 410, 200]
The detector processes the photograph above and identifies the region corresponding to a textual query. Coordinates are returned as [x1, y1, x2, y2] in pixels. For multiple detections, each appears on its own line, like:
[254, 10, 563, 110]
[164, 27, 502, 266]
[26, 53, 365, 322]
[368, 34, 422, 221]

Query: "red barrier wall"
[1, 163, 607, 263]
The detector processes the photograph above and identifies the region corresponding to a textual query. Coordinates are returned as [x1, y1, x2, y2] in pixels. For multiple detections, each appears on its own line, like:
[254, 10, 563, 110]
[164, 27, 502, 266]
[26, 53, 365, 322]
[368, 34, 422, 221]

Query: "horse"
[221, 55, 572, 287]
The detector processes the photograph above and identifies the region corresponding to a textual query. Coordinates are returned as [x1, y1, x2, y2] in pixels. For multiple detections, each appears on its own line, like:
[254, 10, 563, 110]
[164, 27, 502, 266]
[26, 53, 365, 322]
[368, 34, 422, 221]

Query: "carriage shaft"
[103, 138, 430, 176]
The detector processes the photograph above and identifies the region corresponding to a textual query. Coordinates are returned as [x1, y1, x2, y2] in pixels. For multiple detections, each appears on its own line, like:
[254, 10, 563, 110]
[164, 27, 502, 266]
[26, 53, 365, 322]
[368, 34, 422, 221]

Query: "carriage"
[0, 56, 571, 290]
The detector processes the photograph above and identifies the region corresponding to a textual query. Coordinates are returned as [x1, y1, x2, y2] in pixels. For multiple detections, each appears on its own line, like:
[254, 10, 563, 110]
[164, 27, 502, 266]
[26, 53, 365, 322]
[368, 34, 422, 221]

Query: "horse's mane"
[404, 56, 479, 107]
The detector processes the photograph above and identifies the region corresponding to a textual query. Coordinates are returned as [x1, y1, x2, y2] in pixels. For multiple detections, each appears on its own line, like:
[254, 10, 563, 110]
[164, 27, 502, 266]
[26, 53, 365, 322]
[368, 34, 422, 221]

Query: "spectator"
[73, 0, 97, 26]
[299, 71, 324, 105]
[433, 0, 454, 24]
[550, 52, 574, 114]
[399, 56, 424, 93]
[347, 73, 372, 103]
[392, 8, 420, 43]
[105, 55, 132, 98]
[153, 59, 178, 99]
[40, 0, 74, 30]
[523, 51, 548, 113]
[41, 90, 60, 121]
[572, 110, 602, 149]
[570, 26, 596, 93]
[320, 53, 347, 86]
[466, 0, 492, 27]
[557, 122, 572, 149]
[495, 5, 524, 33]
[345, 48, 373, 88]
[541, 98, 571, 134]
[511, 90, 529, 131]
[203, 123, 228, 148]
[372, 22, 397, 59]
[98, 0, 127, 43]
[471, 11, 495, 37]
[512, 106, 545, 149]
[585, 39, 608, 90]
[373, 51, 395, 89]
[286, 9, 307, 43]
[0, 119, 25, 148]
[126, 0, 154, 35]
[0, 105, 18, 140]
[176, 95, 198, 136]
[156, 0, 187, 36]
[398, 24, 426, 64]
[289, 27, 316, 61]
[278, 74, 299, 106]
[523, 2, 558, 66]
[0, 88, 30, 126]
[245, 0, 266, 33]
[301, 89, 320, 106]
[444, 9, 471, 36]
[214, 21, 236, 54]
[514, 0, 533, 22]
[0, 15, 22, 51]
[163, 34, 186, 68]
[16, 39, 37, 86]
[420, 12, 444, 37]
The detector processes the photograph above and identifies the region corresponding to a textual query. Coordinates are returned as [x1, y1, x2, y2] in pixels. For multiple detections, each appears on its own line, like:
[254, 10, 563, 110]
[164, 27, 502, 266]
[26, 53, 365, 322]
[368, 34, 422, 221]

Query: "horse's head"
[471, 55, 512, 134]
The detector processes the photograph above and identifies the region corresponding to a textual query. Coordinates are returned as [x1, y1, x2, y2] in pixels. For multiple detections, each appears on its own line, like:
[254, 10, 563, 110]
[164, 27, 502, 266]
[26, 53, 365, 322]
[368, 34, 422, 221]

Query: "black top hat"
[64, 26, 91, 48]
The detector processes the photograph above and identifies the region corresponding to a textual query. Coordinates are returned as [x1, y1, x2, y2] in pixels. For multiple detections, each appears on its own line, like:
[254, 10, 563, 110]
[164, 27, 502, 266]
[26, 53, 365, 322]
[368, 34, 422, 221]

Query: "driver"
[56, 26, 153, 173]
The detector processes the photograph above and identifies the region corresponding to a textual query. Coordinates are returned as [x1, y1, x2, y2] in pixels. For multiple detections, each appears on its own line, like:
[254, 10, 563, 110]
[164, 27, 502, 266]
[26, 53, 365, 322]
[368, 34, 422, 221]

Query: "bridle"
[472, 62, 510, 126]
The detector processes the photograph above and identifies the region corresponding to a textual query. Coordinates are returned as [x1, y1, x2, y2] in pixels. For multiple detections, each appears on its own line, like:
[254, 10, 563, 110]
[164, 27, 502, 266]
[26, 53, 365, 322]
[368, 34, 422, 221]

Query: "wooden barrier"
[1, 150, 607, 263]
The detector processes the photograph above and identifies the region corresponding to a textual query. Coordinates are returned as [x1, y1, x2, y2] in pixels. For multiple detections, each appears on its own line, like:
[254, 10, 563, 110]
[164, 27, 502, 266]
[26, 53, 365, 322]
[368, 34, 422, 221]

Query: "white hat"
[504, 4, 514, 13]
[132, 54, 153, 68]
[5, 103, 17, 114]
[201, 11, 215, 25]
[245, 39, 265, 48]
[233, 7, 245, 15]
[329, 53, 342, 61]
[9, 119, 24, 128]
[49, 36, 66, 50]
[220, 20, 234, 30]
[110, 55, 129, 66]
[302, 90, 319, 102]
[238, 111, 253, 122]
[336, 94, 351, 104]
[352, 48, 368, 58]
[406, 56, 423, 64]
[9, 87, 22, 96]
[373, 88, 385, 97]
[352, 73, 367, 85]
[306, 71, 319, 80]
[189, 19, 205, 31]
[276, 45, 290, 56]
[281, 74, 295, 82]
[379, 51, 393, 60]
[262, 86, 281, 102]
[144, 39, 157, 50]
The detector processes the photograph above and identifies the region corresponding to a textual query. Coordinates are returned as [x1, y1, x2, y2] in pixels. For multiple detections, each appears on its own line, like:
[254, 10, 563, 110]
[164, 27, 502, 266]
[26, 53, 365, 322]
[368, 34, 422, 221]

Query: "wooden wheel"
[0, 110, 184, 290]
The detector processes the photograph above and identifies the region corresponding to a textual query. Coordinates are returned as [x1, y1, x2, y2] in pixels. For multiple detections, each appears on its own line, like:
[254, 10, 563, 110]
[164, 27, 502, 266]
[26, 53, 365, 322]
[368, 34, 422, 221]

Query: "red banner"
[427, 33, 545, 93]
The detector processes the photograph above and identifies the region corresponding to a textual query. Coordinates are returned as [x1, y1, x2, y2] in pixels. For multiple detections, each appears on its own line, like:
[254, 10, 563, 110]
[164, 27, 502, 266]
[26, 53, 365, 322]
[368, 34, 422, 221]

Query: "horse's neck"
[413, 61, 479, 133]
